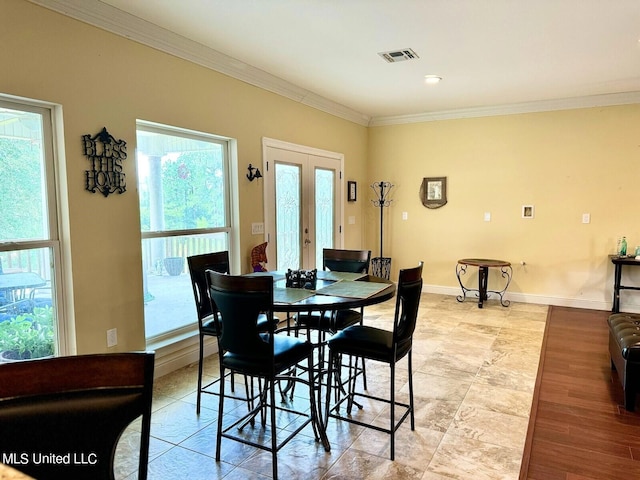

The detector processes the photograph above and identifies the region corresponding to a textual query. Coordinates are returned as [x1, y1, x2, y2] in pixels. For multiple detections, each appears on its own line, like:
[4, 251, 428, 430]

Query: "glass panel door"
[264, 143, 342, 271]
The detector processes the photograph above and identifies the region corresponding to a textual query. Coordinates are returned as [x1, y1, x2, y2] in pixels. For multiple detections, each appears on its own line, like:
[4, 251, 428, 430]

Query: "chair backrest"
[393, 262, 424, 350]
[0, 352, 155, 480]
[187, 251, 230, 323]
[206, 270, 274, 359]
[323, 248, 371, 274]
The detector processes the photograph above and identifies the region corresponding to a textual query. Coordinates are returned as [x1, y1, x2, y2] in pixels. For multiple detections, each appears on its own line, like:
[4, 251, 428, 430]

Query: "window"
[0, 99, 62, 360]
[136, 121, 232, 342]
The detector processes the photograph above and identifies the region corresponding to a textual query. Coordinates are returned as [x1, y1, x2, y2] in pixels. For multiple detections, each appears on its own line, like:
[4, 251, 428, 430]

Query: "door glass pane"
[315, 168, 335, 268]
[275, 163, 301, 270]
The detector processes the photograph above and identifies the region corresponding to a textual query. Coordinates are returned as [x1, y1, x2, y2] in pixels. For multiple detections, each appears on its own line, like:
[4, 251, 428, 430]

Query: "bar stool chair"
[187, 251, 276, 414]
[325, 261, 423, 460]
[295, 248, 372, 399]
[207, 271, 330, 479]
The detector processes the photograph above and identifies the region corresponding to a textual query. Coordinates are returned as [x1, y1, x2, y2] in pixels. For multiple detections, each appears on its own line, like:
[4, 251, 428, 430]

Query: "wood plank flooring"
[520, 306, 640, 480]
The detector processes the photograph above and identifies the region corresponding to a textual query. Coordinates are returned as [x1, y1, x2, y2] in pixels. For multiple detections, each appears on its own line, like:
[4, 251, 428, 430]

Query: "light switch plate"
[251, 222, 264, 235]
[107, 328, 117, 347]
[484, 212, 491, 222]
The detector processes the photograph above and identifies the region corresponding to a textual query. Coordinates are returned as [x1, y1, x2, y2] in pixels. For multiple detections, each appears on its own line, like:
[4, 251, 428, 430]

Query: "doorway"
[262, 138, 343, 271]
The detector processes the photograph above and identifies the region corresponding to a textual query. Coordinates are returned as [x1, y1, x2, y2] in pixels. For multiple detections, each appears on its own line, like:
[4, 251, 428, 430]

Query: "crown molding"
[28, 0, 640, 128]
[28, 0, 372, 126]
[369, 91, 640, 126]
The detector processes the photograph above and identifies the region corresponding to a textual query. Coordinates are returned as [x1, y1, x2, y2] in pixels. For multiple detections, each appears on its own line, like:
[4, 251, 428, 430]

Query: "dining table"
[248, 269, 396, 322]
[247, 269, 396, 427]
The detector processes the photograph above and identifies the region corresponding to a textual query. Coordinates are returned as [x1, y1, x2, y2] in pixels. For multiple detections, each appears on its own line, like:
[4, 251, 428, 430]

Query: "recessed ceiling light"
[424, 75, 442, 85]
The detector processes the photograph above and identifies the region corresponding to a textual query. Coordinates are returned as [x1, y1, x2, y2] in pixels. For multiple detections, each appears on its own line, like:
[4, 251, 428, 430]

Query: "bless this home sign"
[82, 127, 127, 197]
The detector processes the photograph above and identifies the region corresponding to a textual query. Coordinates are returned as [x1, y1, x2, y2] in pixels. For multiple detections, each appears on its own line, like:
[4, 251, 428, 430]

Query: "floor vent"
[378, 48, 419, 63]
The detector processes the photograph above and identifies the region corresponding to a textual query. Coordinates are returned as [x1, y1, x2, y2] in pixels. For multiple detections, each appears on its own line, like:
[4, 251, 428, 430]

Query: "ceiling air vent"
[378, 48, 419, 63]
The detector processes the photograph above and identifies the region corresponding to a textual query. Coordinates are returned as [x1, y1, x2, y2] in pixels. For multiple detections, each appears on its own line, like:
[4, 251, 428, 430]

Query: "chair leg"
[215, 365, 225, 461]
[324, 351, 335, 431]
[269, 378, 278, 480]
[408, 351, 415, 430]
[196, 334, 204, 414]
[390, 362, 395, 461]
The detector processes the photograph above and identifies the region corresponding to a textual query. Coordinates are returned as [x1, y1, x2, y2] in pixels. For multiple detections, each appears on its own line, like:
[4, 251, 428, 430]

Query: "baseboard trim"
[152, 334, 218, 379]
[423, 284, 639, 313]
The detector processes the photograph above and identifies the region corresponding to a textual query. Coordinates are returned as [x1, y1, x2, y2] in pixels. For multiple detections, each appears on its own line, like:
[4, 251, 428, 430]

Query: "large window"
[136, 121, 232, 342]
[0, 99, 62, 360]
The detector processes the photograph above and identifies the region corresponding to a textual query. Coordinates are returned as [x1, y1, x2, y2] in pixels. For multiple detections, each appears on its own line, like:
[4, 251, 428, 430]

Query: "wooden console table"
[456, 258, 512, 308]
[610, 255, 640, 313]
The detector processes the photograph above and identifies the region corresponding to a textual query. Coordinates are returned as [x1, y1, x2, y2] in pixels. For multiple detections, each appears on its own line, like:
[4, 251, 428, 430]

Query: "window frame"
[0, 96, 66, 356]
[136, 120, 236, 344]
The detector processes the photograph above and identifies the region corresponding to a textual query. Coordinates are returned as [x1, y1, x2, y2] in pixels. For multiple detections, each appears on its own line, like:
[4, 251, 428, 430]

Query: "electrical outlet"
[582, 213, 590, 224]
[251, 222, 264, 235]
[402, 212, 408, 220]
[107, 328, 117, 347]
[484, 212, 491, 222]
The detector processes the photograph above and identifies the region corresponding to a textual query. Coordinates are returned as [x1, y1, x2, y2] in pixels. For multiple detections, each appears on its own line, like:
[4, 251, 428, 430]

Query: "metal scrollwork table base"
[456, 258, 512, 308]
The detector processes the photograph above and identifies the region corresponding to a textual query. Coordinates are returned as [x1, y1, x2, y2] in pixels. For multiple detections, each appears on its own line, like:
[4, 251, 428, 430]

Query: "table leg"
[613, 264, 622, 313]
[455, 264, 469, 303]
[478, 266, 488, 308]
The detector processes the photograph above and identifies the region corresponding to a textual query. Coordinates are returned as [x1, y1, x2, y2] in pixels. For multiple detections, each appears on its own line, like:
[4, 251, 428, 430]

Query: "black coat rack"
[370, 181, 394, 279]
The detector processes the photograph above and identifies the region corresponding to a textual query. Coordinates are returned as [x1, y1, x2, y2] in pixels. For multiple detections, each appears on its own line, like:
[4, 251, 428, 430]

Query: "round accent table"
[456, 258, 512, 308]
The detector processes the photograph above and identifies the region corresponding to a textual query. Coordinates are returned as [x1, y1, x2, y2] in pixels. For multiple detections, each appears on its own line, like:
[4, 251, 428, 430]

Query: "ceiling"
[34, 0, 640, 125]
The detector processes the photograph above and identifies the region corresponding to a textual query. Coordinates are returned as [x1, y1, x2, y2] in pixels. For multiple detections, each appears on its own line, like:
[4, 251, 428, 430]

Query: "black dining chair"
[206, 270, 330, 479]
[325, 261, 423, 460]
[0, 352, 155, 480]
[295, 248, 372, 395]
[296, 248, 371, 332]
[187, 251, 277, 414]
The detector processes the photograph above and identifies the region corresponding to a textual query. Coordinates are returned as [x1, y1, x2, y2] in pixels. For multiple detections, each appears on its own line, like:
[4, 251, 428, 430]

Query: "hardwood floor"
[520, 306, 640, 480]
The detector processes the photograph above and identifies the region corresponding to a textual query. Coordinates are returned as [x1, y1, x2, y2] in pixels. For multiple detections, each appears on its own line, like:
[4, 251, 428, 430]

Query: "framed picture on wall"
[420, 177, 447, 209]
[522, 205, 534, 218]
[347, 181, 357, 202]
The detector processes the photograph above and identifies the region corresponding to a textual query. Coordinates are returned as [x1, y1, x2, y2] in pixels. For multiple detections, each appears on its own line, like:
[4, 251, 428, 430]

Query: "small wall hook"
[247, 164, 262, 181]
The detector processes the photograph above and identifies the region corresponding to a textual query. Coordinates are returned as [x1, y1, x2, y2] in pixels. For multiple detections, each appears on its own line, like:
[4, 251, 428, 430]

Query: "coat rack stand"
[370, 181, 394, 279]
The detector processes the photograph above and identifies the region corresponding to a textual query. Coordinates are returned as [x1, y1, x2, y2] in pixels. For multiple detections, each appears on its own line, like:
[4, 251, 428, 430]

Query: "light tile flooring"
[115, 294, 547, 479]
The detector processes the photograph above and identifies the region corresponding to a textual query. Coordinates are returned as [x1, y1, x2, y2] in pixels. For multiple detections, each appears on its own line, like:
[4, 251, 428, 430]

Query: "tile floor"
[115, 294, 548, 479]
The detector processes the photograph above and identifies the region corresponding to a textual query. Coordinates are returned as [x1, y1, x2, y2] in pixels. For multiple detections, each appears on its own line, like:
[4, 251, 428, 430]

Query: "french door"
[263, 139, 343, 271]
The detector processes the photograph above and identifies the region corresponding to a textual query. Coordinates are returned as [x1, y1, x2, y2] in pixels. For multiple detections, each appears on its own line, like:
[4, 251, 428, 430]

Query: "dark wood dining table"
[248, 269, 396, 319]
[247, 269, 396, 426]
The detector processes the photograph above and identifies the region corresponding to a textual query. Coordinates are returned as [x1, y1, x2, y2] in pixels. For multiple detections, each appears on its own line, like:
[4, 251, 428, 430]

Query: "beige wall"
[367, 106, 640, 309]
[3, 1, 639, 357]
[1, 1, 369, 354]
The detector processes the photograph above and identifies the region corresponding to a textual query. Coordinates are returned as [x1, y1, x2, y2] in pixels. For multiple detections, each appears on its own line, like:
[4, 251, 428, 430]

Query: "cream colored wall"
[368, 105, 640, 309]
[4, 1, 638, 359]
[1, 1, 369, 354]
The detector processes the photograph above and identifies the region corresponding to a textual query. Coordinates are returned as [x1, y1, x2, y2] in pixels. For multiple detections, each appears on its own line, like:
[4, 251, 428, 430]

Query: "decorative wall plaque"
[82, 127, 127, 197]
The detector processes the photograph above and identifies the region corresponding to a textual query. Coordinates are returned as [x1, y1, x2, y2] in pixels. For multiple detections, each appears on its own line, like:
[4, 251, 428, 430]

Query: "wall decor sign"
[420, 177, 447, 209]
[522, 205, 534, 219]
[347, 181, 357, 201]
[82, 127, 127, 197]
